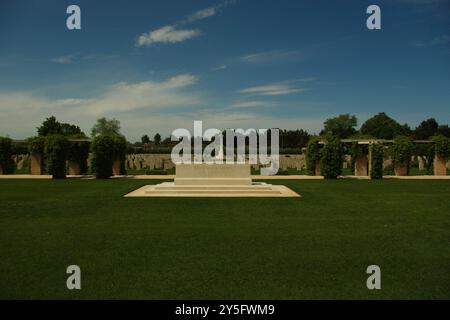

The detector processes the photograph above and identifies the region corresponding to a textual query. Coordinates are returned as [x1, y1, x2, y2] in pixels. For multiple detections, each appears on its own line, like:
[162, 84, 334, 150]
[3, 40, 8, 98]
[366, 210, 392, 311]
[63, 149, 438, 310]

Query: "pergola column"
[314, 162, 321, 176]
[434, 153, 447, 176]
[394, 164, 408, 176]
[68, 160, 81, 175]
[30, 153, 43, 175]
[354, 154, 368, 176]
[112, 157, 121, 176]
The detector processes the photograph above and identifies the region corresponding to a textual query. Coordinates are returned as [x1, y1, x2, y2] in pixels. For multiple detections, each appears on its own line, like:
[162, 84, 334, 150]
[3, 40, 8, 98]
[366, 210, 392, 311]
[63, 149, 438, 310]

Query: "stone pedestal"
[68, 160, 81, 175]
[175, 164, 251, 185]
[434, 154, 447, 176]
[394, 164, 407, 176]
[112, 158, 121, 176]
[30, 154, 43, 175]
[314, 162, 321, 176]
[125, 163, 300, 197]
[354, 155, 368, 176]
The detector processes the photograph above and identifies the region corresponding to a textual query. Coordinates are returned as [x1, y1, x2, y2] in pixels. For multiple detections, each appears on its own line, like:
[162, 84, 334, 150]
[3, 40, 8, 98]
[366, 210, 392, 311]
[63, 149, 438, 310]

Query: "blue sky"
[0, 0, 449, 140]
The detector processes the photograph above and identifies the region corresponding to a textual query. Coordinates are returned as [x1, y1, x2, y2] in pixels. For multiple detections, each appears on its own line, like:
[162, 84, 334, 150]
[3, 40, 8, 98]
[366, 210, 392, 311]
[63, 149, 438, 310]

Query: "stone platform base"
[124, 182, 300, 197]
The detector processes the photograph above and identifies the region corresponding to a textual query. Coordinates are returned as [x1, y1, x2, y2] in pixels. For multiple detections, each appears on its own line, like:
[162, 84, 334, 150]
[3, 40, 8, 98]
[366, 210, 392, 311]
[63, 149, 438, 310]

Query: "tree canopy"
[91, 117, 121, 137]
[322, 114, 357, 138]
[360, 112, 405, 139]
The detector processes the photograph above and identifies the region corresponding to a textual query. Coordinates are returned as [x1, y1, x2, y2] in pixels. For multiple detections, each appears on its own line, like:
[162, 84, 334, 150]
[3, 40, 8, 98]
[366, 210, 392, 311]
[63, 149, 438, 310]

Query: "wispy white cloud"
[239, 81, 307, 96]
[241, 50, 301, 63]
[0, 74, 202, 138]
[229, 100, 278, 108]
[414, 35, 450, 47]
[137, 1, 236, 47]
[137, 26, 200, 46]
[211, 65, 227, 71]
[50, 55, 75, 64]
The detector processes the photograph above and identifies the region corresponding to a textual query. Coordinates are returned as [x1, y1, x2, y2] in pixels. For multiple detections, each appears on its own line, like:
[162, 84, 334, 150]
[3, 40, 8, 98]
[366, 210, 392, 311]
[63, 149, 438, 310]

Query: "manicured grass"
[0, 179, 449, 299]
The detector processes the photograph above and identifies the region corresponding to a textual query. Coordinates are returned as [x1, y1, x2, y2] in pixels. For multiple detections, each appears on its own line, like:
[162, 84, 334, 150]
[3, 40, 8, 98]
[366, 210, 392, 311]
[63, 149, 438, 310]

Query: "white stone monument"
[125, 163, 299, 197]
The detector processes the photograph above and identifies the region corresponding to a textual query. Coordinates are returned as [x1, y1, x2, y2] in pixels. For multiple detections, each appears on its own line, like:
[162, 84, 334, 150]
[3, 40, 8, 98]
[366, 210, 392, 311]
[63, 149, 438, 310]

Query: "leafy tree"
[154, 133, 162, 145]
[360, 112, 404, 139]
[37, 116, 85, 137]
[91, 118, 121, 137]
[37, 116, 62, 136]
[141, 134, 150, 144]
[61, 123, 83, 136]
[280, 129, 310, 148]
[322, 114, 357, 138]
[437, 125, 450, 138]
[413, 118, 438, 140]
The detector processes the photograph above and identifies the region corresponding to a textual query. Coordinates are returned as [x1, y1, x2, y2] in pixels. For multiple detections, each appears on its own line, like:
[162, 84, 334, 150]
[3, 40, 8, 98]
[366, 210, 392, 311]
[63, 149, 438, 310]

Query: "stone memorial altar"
[125, 163, 299, 197]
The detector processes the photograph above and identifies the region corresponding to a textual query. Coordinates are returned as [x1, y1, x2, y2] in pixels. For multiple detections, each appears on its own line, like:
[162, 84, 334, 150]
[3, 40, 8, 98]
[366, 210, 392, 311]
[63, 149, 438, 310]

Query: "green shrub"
[0, 137, 15, 174]
[320, 136, 343, 179]
[369, 143, 384, 179]
[67, 138, 90, 174]
[112, 135, 127, 175]
[44, 135, 69, 179]
[390, 135, 413, 169]
[305, 137, 321, 175]
[432, 134, 450, 160]
[27, 136, 45, 154]
[91, 135, 115, 179]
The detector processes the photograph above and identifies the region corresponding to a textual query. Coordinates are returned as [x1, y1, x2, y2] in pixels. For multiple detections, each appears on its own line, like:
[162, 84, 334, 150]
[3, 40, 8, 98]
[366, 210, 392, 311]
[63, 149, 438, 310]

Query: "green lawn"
[0, 179, 449, 299]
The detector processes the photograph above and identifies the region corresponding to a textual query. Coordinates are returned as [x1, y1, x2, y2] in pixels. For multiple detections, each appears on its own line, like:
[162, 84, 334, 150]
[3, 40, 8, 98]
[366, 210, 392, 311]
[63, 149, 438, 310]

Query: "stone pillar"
[112, 158, 121, 176]
[314, 162, 321, 176]
[68, 160, 81, 175]
[394, 164, 407, 176]
[434, 154, 447, 176]
[30, 153, 43, 175]
[354, 155, 368, 176]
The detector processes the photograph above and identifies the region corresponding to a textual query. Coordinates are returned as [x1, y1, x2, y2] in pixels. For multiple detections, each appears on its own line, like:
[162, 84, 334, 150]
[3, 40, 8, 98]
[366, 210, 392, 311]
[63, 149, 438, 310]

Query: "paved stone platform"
[124, 182, 300, 197]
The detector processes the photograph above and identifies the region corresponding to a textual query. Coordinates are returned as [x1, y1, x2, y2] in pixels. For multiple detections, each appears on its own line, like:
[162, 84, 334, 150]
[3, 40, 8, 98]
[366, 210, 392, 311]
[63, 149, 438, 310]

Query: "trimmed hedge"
[91, 135, 114, 179]
[369, 143, 384, 179]
[0, 137, 15, 174]
[320, 136, 343, 179]
[44, 135, 69, 179]
[305, 137, 321, 175]
[91, 135, 128, 178]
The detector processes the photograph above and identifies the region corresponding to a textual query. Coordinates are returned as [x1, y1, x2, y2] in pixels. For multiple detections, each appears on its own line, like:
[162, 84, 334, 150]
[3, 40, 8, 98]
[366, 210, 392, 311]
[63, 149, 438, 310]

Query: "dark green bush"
[0, 137, 15, 174]
[305, 137, 321, 175]
[112, 135, 127, 175]
[320, 136, 343, 179]
[91, 135, 114, 179]
[390, 135, 413, 168]
[432, 134, 450, 160]
[369, 143, 384, 179]
[27, 136, 45, 154]
[67, 138, 90, 174]
[44, 135, 69, 179]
